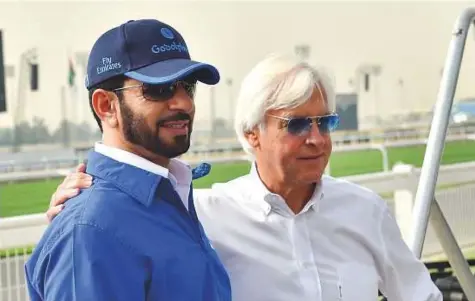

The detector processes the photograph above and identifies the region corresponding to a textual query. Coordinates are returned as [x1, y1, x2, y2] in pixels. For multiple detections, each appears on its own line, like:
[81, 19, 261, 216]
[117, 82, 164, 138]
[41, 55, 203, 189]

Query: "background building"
[0, 0, 475, 146]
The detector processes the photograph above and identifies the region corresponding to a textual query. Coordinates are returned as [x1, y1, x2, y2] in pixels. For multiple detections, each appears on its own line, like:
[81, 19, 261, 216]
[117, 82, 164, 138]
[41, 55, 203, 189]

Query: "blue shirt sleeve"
[26, 223, 150, 301]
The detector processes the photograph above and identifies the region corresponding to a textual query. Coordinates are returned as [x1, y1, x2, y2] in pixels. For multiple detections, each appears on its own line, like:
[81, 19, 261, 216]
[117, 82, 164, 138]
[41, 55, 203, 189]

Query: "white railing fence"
[1, 248, 30, 301]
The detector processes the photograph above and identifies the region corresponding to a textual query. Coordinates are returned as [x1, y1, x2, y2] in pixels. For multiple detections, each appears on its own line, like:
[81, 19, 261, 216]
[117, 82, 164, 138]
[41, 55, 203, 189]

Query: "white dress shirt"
[194, 163, 442, 301]
[94, 142, 192, 209]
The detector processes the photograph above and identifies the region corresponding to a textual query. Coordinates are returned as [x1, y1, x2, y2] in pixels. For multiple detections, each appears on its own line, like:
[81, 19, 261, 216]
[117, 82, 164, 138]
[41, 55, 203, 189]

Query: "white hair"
[234, 53, 336, 156]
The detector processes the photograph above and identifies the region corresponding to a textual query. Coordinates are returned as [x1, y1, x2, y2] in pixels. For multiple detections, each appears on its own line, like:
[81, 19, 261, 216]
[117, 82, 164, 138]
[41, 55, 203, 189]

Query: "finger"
[53, 173, 91, 206]
[66, 172, 93, 183]
[75, 163, 86, 173]
[46, 205, 65, 223]
[59, 164, 89, 188]
[50, 188, 80, 207]
[62, 175, 92, 190]
[59, 172, 74, 189]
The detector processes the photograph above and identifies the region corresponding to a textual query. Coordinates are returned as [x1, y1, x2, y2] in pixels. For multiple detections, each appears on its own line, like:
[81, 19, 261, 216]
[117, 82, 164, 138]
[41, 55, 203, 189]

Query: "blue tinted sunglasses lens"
[287, 118, 312, 135]
[142, 81, 196, 101]
[287, 115, 339, 135]
[322, 115, 339, 132]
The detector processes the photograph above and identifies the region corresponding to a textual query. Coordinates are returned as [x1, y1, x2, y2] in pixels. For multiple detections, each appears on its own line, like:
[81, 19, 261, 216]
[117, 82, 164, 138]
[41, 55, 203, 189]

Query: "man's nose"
[167, 86, 194, 113]
[305, 123, 326, 146]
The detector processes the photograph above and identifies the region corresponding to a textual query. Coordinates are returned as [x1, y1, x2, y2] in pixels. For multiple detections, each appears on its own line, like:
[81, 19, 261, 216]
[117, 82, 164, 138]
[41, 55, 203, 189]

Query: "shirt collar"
[248, 162, 324, 216]
[94, 142, 192, 190]
[86, 150, 167, 207]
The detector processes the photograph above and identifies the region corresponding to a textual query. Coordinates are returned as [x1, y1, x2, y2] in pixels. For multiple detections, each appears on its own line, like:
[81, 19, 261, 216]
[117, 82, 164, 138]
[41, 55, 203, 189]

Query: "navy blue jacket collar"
[86, 150, 166, 207]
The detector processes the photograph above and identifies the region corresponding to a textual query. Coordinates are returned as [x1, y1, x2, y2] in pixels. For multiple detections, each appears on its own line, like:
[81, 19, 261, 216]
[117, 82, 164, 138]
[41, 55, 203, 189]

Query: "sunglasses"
[268, 113, 340, 136]
[113, 80, 197, 101]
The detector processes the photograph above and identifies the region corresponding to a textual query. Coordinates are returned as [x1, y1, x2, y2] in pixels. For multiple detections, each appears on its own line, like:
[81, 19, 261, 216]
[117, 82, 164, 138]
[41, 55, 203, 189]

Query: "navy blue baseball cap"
[85, 19, 220, 89]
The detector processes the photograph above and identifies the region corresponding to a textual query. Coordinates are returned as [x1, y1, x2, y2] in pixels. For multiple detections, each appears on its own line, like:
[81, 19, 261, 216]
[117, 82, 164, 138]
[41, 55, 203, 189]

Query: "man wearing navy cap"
[24, 19, 231, 301]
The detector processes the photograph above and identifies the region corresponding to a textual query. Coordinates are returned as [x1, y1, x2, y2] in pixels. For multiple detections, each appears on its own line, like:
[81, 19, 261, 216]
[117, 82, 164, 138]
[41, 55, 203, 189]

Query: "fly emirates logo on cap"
[97, 57, 122, 75]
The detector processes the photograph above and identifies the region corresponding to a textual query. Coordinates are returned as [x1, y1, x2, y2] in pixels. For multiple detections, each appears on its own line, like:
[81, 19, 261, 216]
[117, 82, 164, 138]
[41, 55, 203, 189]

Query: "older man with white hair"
[47, 53, 441, 301]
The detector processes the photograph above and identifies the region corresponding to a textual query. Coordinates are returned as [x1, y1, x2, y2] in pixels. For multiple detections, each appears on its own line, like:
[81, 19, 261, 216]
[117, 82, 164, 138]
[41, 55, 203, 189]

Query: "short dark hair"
[87, 75, 127, 132]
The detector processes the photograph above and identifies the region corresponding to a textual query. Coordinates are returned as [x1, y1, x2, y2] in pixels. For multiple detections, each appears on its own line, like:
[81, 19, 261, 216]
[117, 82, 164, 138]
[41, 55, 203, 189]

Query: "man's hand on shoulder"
[46, 162, 92, 222]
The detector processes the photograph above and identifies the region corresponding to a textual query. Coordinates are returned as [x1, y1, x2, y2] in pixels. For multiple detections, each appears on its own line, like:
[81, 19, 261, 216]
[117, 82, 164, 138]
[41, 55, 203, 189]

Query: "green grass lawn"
[1, 140, 475, 218]
[329, 139, 475, 177]
[1, 179, 63, 217]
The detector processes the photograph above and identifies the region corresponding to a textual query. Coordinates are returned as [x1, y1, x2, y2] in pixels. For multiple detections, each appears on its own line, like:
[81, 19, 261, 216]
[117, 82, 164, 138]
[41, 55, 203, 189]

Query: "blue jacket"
[25, 150, 232, 301]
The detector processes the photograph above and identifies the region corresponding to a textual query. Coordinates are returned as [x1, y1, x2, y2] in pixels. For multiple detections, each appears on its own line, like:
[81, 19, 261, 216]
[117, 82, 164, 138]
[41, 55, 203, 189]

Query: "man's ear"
[244, 128, 260, 149]
[91, 89, 119, 128]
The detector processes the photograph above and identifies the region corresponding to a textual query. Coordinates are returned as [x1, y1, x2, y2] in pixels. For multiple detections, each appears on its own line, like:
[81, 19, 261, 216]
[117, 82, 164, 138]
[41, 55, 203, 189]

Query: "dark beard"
[120, 101, 192, 158]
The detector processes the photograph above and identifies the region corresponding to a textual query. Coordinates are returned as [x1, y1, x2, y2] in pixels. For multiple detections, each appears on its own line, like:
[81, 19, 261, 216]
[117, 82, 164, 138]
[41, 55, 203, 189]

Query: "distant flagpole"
[68, 57, 76, 88]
